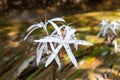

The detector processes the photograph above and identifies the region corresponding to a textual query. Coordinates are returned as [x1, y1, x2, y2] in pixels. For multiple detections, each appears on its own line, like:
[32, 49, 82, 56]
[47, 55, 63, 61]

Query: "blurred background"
[0, 0, 120, 80]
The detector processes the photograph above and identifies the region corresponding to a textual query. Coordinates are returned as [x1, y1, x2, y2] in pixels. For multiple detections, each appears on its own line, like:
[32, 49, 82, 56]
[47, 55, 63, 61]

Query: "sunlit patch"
[7, 31, 18, 38]
[79, 57, 103, 70]
[86, 35, 104, 43]
[9, 40, 20, 47]
[77, 27, 90, 32]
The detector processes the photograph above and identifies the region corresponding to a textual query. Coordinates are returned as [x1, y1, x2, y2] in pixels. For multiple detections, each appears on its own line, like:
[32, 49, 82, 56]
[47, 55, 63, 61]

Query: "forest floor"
[0, 10, 120, 80]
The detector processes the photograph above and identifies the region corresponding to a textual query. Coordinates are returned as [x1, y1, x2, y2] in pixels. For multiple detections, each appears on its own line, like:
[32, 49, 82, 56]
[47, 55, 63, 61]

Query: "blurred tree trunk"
[2, 0, 8, 10]
[0, 0, 120, 15]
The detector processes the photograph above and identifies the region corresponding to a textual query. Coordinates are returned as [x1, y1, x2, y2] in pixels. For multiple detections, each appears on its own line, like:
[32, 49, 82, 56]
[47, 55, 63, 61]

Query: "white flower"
[97, 19, 120, 54]
[111, 20, 120, 53]
[34, 26, 93, 68]
[24, 17, 65, 69]
[97, 20, 119, 38]
[24, 17, 93, 69]
[51, 25, 78, 50]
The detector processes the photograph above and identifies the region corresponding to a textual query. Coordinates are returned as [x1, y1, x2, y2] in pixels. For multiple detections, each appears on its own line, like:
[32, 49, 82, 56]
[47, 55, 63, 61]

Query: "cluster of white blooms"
[97, 19, 120, 37]
[24, 17, 93, 69]
[97, 19, 120, 53]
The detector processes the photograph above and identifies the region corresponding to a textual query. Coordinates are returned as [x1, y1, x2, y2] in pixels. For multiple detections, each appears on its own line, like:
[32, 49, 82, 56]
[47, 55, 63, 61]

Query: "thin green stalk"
[52, 66, 56, 80]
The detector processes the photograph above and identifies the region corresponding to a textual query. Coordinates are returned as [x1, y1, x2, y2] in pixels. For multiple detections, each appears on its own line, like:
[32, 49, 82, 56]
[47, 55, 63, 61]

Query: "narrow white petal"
[48, 21, 62, 36]
[74, 43, 78, 50]
[50, 42, 61, 69]
[24, 27, 39, 40]
[51, 25, 65, 36]
[66, 40, 77, 43]
[102, 27, 107, 36]
[72, 34, 78, 50]
[43, 43, 49, 54]
[73, 38, 78, 50]
[51, 29, 57, 36]
[55, 56, 61, 70]
[43, 24, 49, 35]
[34, 37, 60, 43]
[45, 44, 62, 67]
[36, 43, 45, 66]
[49, 18, 65, 22]
[36, 43, 41, 55]
[50, 42, 55, 51]
[109, 25, 117, 35]
[27, 22, 44, 32]
[65, 27, 76, 39]
[27, 24, 38, 32]
[76, 40, 93, 46]
[63, 44, 78, 68]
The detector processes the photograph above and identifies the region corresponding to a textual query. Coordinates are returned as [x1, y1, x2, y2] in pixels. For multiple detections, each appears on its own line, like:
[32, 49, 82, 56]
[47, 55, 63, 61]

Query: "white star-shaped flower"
[24, 18, 65, 69]
[34, 26, 93, 68]
[24, 18, 93, 69]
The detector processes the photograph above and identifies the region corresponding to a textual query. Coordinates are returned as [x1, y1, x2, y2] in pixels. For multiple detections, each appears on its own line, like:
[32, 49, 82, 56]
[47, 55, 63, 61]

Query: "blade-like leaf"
[45, 44, 62, 67]
[63, 44, 78, 68]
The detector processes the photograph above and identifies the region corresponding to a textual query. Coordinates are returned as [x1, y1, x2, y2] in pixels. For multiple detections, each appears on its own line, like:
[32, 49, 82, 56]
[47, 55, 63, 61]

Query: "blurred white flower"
[34, 26, 93, 68]
[97, 20, 119, 38]
[97, 19, 120, 53]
